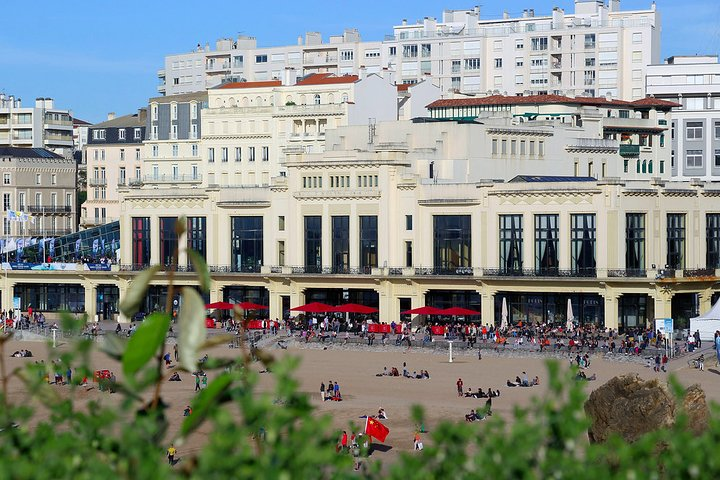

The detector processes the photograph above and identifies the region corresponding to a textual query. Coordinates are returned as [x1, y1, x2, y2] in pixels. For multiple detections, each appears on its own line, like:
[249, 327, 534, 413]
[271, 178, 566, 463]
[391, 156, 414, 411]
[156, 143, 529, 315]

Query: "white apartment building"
[159, 30, 384, 96]
[646, 55, 720, 181]
[158, 1, 660, 102]
[0, 96, 74, 157]
[187, 73, 411, 187]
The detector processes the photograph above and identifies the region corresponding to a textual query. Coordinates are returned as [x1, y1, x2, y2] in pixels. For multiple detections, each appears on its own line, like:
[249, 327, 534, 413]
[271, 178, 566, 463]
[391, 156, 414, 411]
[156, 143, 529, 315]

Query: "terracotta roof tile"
[427, 94, 680, 110]
[296, 73, 359, 86]
[218, 80, 282, 89]
[630, 97, 682, 108]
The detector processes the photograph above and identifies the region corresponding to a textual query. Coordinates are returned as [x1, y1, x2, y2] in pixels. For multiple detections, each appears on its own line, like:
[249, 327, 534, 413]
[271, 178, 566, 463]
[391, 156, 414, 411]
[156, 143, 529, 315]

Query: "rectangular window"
[131, 217, 151, 267]
[172, 144, 179, 157]
[464, 58, 481, 70]
[159, 217, 178, 266]
[707, 214, 720, 269]
[278, 240, 285, 266]
[278, 216, 285, 231]
[511, 140, 517, 155]
[262, 146, 269, 161]
[332, 216, 350, 273]
[494, 58, 503, 68]
[499, 215, 523, 274]
[231, 216, 264, 272]
[255, 55, 268, 63]
[118, 129, 126, 140]
[360, 216, 378, 269]
[403, 45, 418, 58]
[686, 121, 703, 139]
[186, 216, 207, 264]
[686, 150, 703, 168]
[492, 139, 498, 155]
[433, 215, 471, 271]
[221, 147, 228, 162]
[191, 144, 198, 157]
[119, 149, 125, 161]
[667, 214, 686, 269]
[36, 173, 41, 185]
[715, 150, 720, 168]
[119, 167, 126, 185]
[2, 173, 9, 185]
[152, 145, 158, 157]
[531, 37, 548, 51]
[535, 214, 559, 274]
[304, 216, 322, 272]
[249, 147, 255, 162]
[421, 44, 431, 57]
[405, 215, 413, 230]
[571, 214, 596, 275]
[208, 147, 215, 163]
[235, 147, 242, 162]
[2, 193, 10, 211]
[134, 128, 141, 140]
[624, 213, 646, 272]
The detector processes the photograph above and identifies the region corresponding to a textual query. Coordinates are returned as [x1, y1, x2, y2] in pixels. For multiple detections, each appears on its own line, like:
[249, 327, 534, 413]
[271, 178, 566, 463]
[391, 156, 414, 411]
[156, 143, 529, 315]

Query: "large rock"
[584, 373, 708, 443]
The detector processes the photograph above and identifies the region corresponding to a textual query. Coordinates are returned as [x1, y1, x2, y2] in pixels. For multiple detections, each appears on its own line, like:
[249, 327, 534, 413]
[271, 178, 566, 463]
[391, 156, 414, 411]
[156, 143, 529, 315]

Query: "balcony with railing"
[618, 144, 641, 157]
[604, 117, 664, 131]
[142, 174, 203, 184]
[88, 178, 107, 187]
[80, 217, 119, 227]
[274, 103, 345, 117]
[27, 205, 73, 214]
[566, 138, 619, 153]
[28, 228, 72, 237]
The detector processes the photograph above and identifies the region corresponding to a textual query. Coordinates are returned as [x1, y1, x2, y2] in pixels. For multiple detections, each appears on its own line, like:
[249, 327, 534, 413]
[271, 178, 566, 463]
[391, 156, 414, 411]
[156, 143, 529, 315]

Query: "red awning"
[289, 302, 335, 313]
[205, 302, 236, 310]
[401, 306, 444, 315]
[235, 302, 268, 310]
[441, 307, 482, 316]
[333, 303, 378, 314]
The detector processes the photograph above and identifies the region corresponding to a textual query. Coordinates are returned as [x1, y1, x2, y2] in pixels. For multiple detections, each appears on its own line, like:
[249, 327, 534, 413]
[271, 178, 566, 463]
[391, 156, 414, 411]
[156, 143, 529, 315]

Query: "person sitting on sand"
[169, 372, 181, 382]
[507, 379, 516, 387]
[183, 406, 192, 416]
[465, 409, 479, 422]
[521, 372, 529, 387]
[477, 388, 486, 398]
[378, 408, 388, 419]
[532, 376, 540, 386]
[515, 376, 522, 386]
[391, 367, 399, 377]
[464, 388, 475, 398]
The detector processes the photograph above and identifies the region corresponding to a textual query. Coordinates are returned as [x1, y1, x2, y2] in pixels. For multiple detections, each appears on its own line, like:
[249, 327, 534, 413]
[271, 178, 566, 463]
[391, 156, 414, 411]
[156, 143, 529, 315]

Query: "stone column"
[699, 289, 714, 316]
[85, 281, 98, 322]
[480, 287, 496, 327]
[653, 286, 674, 321]
[117, 280, 129, 323]
[603, 293, 619, 331]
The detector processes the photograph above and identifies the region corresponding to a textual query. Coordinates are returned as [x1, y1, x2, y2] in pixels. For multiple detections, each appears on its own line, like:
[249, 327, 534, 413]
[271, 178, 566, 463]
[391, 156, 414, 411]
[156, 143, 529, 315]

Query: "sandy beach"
[3, 337, 718, 464]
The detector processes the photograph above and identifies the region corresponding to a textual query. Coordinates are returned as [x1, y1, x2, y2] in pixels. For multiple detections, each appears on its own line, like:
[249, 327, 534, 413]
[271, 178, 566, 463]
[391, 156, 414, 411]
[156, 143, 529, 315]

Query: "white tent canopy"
[690, 300, 720, 341]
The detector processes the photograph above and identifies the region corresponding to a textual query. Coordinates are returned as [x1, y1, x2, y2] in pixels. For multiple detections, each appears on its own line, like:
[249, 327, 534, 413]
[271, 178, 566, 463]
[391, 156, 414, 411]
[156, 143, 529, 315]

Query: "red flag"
[365, 417, 389, 443]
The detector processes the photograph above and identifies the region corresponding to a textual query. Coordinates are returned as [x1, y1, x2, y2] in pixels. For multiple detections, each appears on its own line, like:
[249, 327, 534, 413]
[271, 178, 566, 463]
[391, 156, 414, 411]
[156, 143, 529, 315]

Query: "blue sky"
[2, 0, 719, 123]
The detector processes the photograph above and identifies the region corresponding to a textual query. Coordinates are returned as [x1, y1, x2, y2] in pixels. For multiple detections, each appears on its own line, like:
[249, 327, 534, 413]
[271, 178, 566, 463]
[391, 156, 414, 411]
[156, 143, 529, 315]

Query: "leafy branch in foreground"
[0, 256, 720, 479]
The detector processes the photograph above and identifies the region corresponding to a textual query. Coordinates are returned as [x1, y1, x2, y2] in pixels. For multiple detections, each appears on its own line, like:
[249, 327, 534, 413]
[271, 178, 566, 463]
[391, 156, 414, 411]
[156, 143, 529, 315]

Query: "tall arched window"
[648, 160, 653, 174]
[641, 160, 647, 173]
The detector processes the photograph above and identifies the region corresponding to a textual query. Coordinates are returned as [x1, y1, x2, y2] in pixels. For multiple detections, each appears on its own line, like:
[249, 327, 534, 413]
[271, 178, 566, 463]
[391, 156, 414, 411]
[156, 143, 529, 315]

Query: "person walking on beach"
[195, 374, 201, 392]
[201, 374, 208, 390]
[456, 378, 464, 397]
[320, 382, 326, 402]
[167, 444, 177, 465]
[174, 343, 178, 362]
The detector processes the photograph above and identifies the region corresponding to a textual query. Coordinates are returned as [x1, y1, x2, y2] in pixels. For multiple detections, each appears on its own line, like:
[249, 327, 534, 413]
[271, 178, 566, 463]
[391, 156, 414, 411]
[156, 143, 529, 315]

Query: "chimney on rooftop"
[107, 112, 115, 120]
[402, 19, 407, 25]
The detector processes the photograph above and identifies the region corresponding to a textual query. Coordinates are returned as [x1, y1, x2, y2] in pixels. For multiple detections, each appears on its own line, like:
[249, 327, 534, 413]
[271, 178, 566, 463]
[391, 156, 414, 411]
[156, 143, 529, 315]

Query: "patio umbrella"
[333, 303, 378, 314]
[566, 298, 575, 331]
[401, 306, 444, 315]
[440, 307, 481, 316]
[500, 297, 509, 330]
[205, 302, 236, 310]
[236, 302, 269, 311]
[289, 302, 334, 313]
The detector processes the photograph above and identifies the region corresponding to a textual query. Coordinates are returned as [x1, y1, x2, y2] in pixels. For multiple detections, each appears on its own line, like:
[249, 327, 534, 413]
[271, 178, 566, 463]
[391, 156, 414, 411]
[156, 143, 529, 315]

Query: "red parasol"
[440, 307, 482, 316]
[333, 303, 378, 314]
[205, 302, 235, 310]
[235, 302, 269, 311]
[401, 306, 444, 315]
[289, 302, 335, 313]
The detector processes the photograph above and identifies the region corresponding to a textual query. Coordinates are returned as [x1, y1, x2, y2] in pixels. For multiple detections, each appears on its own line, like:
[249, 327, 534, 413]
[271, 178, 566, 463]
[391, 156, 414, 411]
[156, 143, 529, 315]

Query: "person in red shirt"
[456, 378, 464, 397]
[340, 431, 348, 451]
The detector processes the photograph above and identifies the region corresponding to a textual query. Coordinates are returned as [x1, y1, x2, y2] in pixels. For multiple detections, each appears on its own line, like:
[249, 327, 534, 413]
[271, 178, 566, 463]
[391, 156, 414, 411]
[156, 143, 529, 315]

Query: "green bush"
[0, 257, 718, 479]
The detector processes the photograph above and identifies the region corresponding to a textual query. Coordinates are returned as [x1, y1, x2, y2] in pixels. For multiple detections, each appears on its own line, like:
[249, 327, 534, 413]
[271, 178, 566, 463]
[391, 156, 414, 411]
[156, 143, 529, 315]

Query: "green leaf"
[101, 334, 128, 361]
[180, 373, 233, 436]
[188, 249, 210, 293]
[119, 265, 162, 319]
[59, 311, 85, 334]
[178, 287, 207, 373]
[121, 312, 170, 378]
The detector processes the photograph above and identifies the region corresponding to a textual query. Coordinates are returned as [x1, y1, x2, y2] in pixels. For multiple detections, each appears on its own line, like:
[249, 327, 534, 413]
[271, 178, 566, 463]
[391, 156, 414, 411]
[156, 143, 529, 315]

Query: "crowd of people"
[320, 380, 342, 401]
